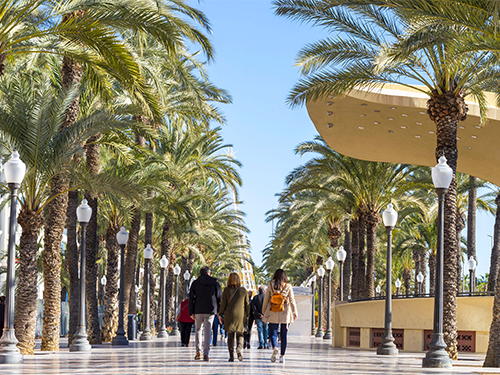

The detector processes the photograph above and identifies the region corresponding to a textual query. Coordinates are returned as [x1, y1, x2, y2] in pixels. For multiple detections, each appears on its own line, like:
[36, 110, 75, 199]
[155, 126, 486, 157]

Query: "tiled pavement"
[2, 335, 500, 374]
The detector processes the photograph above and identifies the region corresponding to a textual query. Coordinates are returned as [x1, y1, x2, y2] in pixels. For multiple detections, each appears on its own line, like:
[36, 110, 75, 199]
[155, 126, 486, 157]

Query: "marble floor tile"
[1, 335, 499, 374]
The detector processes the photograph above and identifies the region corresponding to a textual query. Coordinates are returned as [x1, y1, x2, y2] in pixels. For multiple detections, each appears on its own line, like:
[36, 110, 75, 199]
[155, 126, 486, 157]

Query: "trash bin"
[128, 314, 136, 340]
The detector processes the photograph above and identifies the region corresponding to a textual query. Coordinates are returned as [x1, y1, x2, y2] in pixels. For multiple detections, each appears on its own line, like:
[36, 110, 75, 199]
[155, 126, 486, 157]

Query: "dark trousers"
[244, 314, 254, 346]
[179, 322, 194, 345]
[269, 323, 288, 356]
[212, 316, 219, 346]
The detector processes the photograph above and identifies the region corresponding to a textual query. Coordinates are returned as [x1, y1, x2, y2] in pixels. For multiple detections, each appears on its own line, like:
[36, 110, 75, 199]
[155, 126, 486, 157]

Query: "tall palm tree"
[273, 1, 500, 358]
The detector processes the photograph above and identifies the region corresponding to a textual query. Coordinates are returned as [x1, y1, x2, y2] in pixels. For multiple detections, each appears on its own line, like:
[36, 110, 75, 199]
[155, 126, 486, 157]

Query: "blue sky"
[189, 0, 495, 282]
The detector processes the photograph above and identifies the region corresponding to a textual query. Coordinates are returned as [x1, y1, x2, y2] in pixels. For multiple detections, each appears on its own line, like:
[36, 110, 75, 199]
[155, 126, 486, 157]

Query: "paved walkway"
[3, 335, 500, 374]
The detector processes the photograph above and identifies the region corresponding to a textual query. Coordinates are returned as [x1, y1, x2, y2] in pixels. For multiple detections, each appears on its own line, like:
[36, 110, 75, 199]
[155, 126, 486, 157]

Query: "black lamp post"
[468, 256, 476, 295]
[395, 279, 401, 297]
[140, 244, 153, 341]
[310, 275, 316, 336]
[170, 264, 181, 337]
[423, 156, 453, 368]
[112, 227, 129, 346]
[70, 199, 93, 352]
[315, 265, 325, 338]
[323, 257, 334, 340]
[337, 246, 347, 301]
[157, 255, 169, 339]
[101, 275, 107, 306]
[376, 285, 381, 298]
[377, 202, 398, 356]
[417, 272, 424, 297]
[0, 150, 25, 364]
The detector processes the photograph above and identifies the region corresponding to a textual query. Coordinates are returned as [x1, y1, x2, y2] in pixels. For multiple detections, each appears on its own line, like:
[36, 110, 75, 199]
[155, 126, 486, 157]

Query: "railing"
[348, 290, 494, 303]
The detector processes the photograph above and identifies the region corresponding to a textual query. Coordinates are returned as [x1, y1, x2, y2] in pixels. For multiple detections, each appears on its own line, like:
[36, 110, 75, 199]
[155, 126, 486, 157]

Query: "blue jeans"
[255, 318, 268, 347]
[212, 315, 219, 345]
[269, 323, 288, 356]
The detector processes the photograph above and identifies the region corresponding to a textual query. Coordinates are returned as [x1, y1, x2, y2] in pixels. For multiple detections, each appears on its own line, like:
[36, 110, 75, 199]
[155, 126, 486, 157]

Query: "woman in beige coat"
[262, 269, 298, 364]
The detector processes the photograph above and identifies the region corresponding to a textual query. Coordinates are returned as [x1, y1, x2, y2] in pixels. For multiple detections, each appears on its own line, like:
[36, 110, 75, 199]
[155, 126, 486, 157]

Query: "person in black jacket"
[188, 266, 222, 361]
[251, 286, 268, 349]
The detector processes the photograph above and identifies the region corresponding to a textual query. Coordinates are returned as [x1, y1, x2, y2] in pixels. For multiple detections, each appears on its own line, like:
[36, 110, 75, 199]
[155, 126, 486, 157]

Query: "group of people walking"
[185, 266, 298, 363]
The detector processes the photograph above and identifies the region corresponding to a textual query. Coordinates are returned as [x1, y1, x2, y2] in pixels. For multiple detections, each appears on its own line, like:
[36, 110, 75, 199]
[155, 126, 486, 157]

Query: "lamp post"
[157, 255, 169, 338]
[377, 202, 398, 356]
[376, 284, 381, 298]
[70, 199, 93, 352]
[140, 244, 153, 341]
[170, 264, 181, 336]
[417, 272, 424, 296]
[395, 279, 401, 297]
[112, 227, 129, 346]
[316, 265, 325, 338]
[184, 270, 191, 293]
[310, 275, 316, 336]
[0, 149, 25, 364]
[468, 256, 477, 295]
[423, 156, 453, 368]
[337, 246, 347, 301]
[101, 275, 107, 306]
[323, 257, 334, 340]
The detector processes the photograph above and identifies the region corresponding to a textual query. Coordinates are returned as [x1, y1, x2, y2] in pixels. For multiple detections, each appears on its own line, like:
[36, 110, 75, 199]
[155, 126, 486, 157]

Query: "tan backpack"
[269, 282, 287, 312]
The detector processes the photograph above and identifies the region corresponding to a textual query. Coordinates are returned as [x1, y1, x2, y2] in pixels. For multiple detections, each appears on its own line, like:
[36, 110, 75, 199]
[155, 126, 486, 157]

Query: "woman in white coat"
[262, 269, 298, 364]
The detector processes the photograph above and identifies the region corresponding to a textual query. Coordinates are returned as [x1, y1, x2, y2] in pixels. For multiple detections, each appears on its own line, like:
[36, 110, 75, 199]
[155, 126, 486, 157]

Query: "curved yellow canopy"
[306, 84, 500, 185]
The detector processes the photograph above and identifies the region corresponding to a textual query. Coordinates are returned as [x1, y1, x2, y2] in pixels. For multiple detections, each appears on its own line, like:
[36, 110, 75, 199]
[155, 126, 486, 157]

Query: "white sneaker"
[279, 356, 285, 364]
[271, 348, 279, 362]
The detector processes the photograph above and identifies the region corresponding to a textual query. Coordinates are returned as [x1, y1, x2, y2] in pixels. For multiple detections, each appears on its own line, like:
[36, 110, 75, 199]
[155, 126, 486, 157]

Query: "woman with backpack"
[262, 269, 298, 364]
[219, 272, 250, 362]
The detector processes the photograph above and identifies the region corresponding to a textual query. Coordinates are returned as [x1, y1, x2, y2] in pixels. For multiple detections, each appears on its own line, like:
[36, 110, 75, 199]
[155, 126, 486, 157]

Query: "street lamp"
[423, 155, 453, 368]
[140, 244, 154, 341]
[395, 279, 402, 297]
[112, 227, 129, 346]
[323, 257, 334, 340]
[101, 275, 107, 306]
[417, 272, 424, 296]
[0, 149, 25, 363]
[337, 246, 347, 301]
[468, 256, 477, 295]
[70, 199, 93, 352]
[184, 270, 191, 294]
[157, 255, 169, 339]
[309, 275, 317, 336]
[170, 264, 181, 336]
[316, 265, 325, 338]
[376, 284, 381, 297]
[377, 202, 398, 356]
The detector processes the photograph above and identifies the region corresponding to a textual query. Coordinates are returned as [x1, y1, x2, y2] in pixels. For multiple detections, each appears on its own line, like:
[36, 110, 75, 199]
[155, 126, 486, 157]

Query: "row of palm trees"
[271, 0, 500, 366]
[0, 0, 249, 356]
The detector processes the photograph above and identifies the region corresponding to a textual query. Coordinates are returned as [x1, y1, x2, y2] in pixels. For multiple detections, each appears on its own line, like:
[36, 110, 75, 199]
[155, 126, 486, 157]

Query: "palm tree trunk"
[413, 249, 421, 296]
[485, 256, 500, 366]
[403, 268, 412, 297]
[66, 190, 79, 345]
[343, 225, 352, 300]
[488, 193, 500, 292]
[101, 224, 120, 342]
[429, 251, 436, 296]
[84, 135, 102, 345]
[358, 220, 366, 298]
[350, 219, 359, 300]
[456, 213, 466, 293]
[123, 207, 141, 329]
[15, 210, 44, 355]
[428, 90, 464, 360]
[364, 212, 379, 298]
[468, 176, 477, 287]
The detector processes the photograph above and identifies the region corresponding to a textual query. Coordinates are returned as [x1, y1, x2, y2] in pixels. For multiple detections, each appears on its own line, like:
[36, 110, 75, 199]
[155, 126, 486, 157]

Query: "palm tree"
[272, 1, 500, 358]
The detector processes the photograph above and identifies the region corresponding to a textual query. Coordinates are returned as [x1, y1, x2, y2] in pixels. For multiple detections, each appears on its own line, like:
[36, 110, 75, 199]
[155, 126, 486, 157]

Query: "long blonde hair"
[227, 272, 241, 288]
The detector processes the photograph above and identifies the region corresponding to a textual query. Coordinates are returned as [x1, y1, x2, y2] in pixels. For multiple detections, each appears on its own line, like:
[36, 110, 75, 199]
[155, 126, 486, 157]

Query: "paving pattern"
[2, 335, 500, 374]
